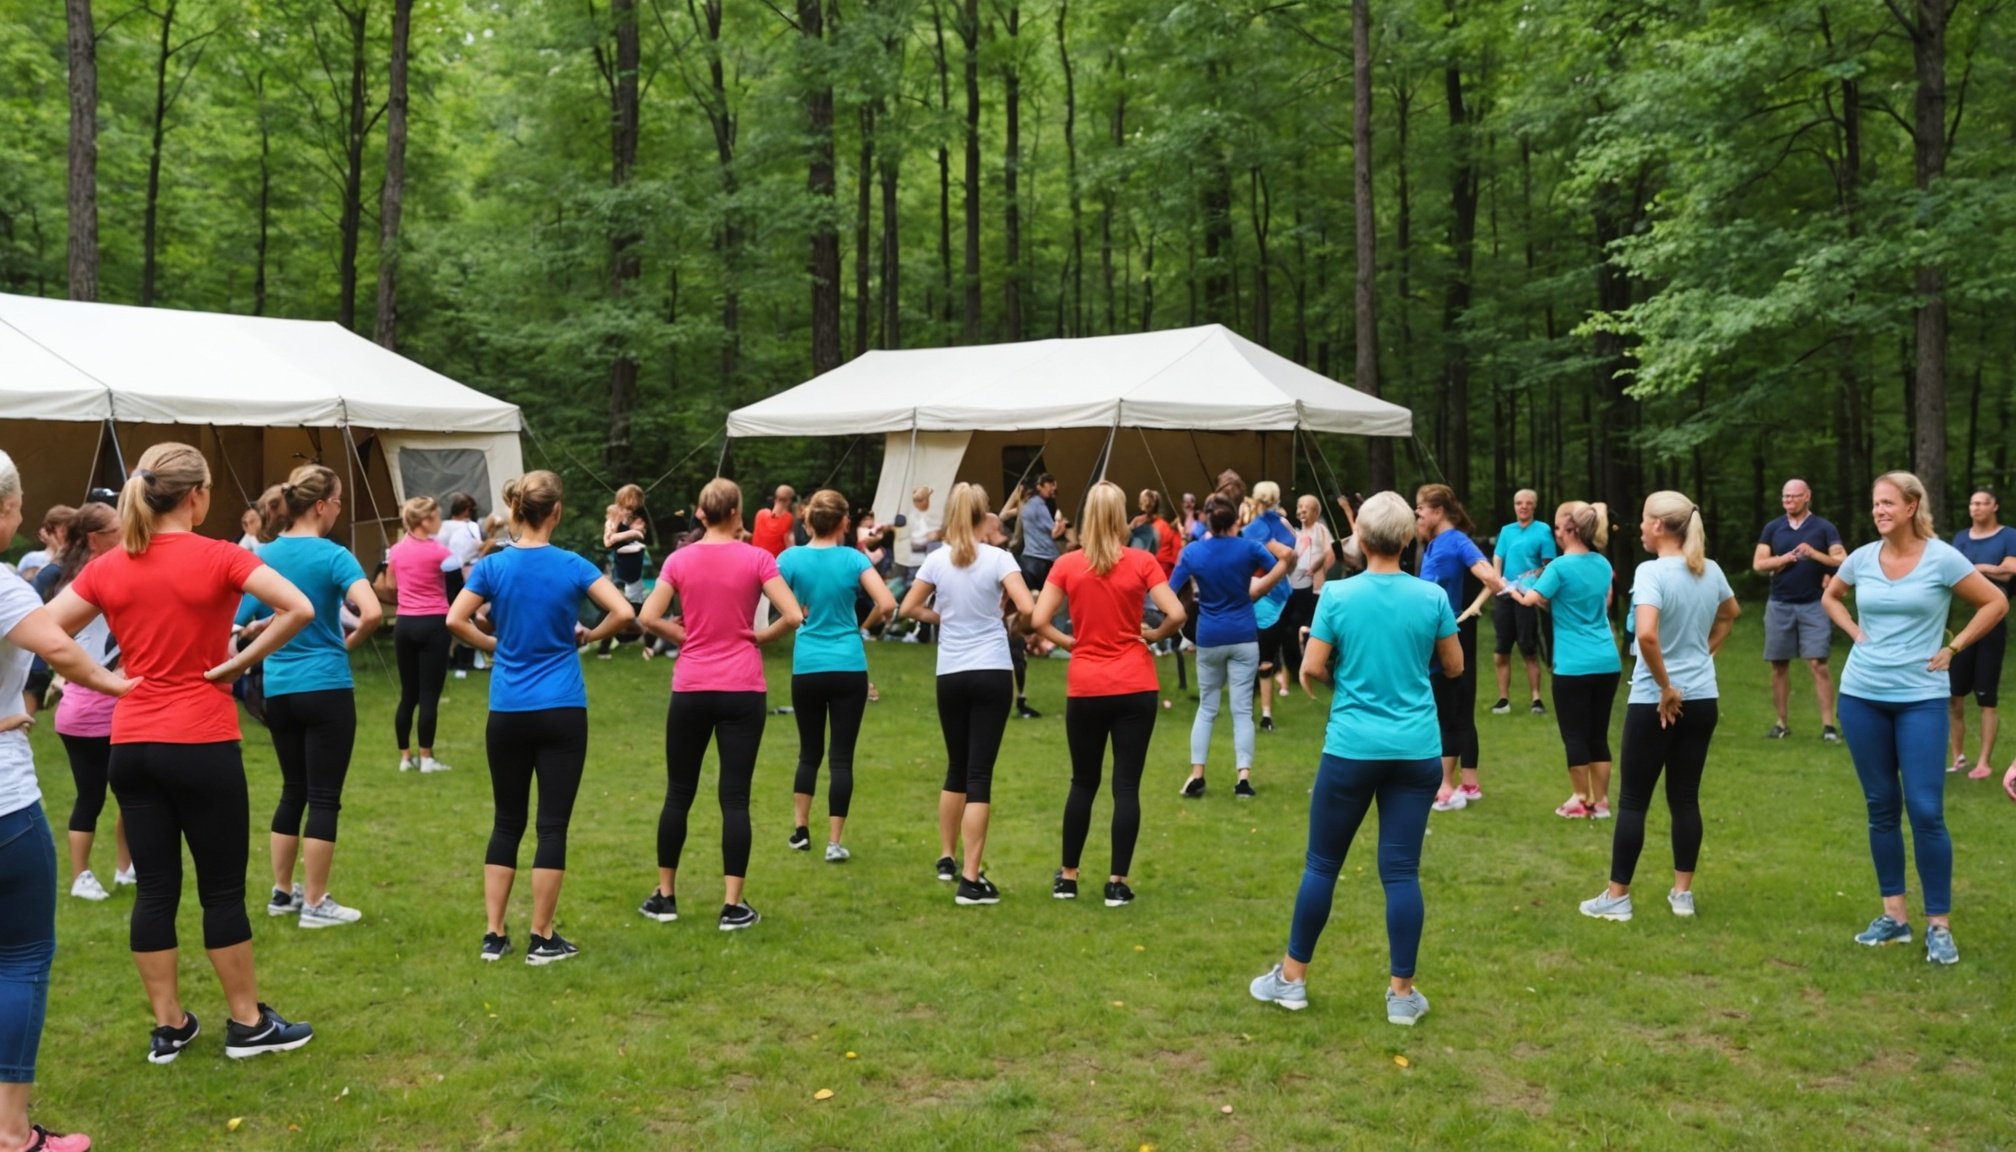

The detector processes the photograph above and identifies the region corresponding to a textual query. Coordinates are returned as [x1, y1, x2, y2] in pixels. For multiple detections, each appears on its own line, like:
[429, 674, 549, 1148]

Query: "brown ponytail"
[258, 463, 340, 539]
[503, 470, 564, 530]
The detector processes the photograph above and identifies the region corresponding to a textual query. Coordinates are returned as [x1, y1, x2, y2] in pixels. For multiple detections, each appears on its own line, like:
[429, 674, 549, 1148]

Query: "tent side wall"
[0, 421, 105, 533]
[380, 431, 525, 526]
[952, 428, 1297, 515]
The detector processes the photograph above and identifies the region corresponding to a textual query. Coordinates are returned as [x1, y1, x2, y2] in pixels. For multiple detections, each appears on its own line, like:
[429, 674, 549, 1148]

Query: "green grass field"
[22, 615, 2016, 1150]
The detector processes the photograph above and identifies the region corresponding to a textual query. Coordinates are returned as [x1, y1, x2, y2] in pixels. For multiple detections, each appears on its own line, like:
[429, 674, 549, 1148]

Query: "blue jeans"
[0, 802, 56, 1082]
[1191, 642, 1259, 769]
[1287, 754, 1439, 977]
[1838, 694, 1952, 916]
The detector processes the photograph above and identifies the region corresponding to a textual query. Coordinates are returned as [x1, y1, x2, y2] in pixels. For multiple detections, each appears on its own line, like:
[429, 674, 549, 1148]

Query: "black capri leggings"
[1552, 672, 1620, 767]
[1284, 586, 1319, 678]
[792, 672, 868, 819]
[60, 733, 112, 834]
[394, 614, 452, 750]
[108, 741, 251, 953]
[266, 688, 357, 844]
[1062, 691, 1159, 878]
[938, 669, 1014, 804]
[1609, 699, 1719, 886]
[660, 691, 767, 878]
[1432, 617, 1481, 768]
[485, 708, 588, 872]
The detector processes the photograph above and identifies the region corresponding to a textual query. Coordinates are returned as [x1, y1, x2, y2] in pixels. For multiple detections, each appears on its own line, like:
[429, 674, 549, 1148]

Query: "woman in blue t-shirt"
[1413, 485, 1507, 811]
[1821, 471, 2006, 965]
[778, 489, 897, 862]
[1579, 491, 1739, 925]
[242, 465, 382, 929]
[1248, 492, 1460, 1025]
[1513, 501, 1621, 819]
[1168, 493, 1290, 800]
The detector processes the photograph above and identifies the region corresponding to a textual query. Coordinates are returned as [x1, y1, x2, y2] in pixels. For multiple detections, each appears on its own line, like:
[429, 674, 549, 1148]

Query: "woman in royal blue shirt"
[1168, 494, 1290, 800]
[1413, 484, 1507, 811]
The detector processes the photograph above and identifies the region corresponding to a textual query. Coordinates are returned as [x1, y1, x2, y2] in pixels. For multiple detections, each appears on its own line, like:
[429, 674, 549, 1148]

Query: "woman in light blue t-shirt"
[1579, 491, 1738, 926]
[777, 489, 896, 861]
[1513, 501, 1620, 820]
[1821, 471, 2006, 965]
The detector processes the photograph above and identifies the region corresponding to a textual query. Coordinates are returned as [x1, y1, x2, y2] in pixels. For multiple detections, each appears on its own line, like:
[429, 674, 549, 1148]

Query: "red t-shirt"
[1152, 518, 1182, 576]
[751, 508, 793, 557]
[1049, 547, 1165, 697]
[68, 532, 263, 745]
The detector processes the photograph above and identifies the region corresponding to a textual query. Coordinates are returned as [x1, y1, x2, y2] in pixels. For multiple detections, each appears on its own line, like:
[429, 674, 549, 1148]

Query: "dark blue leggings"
[0, 801, 56, 1082]
[1838, 693, 1952, 915]
[1287, 754, 1439, 978]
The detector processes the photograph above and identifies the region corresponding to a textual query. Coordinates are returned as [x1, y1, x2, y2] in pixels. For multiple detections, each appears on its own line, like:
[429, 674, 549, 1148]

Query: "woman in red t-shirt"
[50, 442, 318, 1065]
[1031, 481, 1186, 907]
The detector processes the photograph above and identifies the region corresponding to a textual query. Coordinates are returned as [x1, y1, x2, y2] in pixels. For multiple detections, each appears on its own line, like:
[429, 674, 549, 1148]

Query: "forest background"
[5, 0, 2014, 558]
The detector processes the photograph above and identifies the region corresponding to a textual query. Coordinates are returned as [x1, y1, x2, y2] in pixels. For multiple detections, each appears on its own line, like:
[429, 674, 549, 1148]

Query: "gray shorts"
[1764, 599, 1831, 662]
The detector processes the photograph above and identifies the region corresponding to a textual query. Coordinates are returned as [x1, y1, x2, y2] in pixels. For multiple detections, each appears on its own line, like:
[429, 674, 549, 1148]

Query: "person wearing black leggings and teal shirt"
[1248, 492, 1459, 1024]
[1580, 491, 1739, 924]
[636, 478, 802, 931]
[243, 464, 382, 929]
[779, 489, 896, 862]
[449, 470, 635, 965]
[1822, 471, 2006, 965]
[1511, 501, 1620, 819]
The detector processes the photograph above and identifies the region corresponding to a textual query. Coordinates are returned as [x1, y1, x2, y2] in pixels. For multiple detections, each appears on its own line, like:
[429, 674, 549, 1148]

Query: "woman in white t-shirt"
[1287, 494, 1334, 684]
[899, 483, 1034, 907]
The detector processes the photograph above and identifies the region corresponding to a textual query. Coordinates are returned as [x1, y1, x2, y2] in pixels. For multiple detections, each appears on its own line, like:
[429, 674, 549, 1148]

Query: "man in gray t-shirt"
[1009, 473, 1067, 590]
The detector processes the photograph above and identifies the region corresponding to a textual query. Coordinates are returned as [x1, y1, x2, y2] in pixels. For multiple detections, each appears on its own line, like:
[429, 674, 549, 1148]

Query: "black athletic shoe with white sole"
[223, 1004, 312, 1059]
[1259, 715, 1276, 732]
[788, 826, 811, 851]
[719, 902, 761, 931]
[525, 933, 579, 966]
[955, 875, 1000, 905]
[1235, 778, 1256, 799]
[480, 932, 510, 961]
[935, 856, 957, 882]
[1180, 775, 1206, 799]
[147, 1011, 200, 1065]
[1052, 870, 1078, 900]
[639, 890, 679, 922]
[1103, 880, 1135, 907]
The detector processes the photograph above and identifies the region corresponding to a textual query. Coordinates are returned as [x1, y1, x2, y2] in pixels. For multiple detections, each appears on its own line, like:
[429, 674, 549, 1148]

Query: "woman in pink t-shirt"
[635, 478, 801, 931]
[50, 502, 133, 900]
[380, 497, 456, 774]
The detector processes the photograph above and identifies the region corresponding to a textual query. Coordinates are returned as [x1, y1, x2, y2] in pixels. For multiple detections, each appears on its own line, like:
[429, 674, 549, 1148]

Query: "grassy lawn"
[24, 613, 2016, 1150]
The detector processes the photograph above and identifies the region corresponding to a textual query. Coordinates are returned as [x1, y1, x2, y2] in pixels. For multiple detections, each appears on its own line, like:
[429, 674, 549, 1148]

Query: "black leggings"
[108, 742, 250, 953]
[1610, 700, 1719, 886]
[1284, 586, 1319, 679]
[792, 672, 867, 819]
[484, 708, 588, 871]
[938, 670, 1014, 804]
[1552, 672, 1619, 767]
[394, 614, 451, 750]
[1432, 617, 1480, 768]
[60, 733, 112, 834]
[1061, 691, 1159, 877]
[660, 692, 766, 878]
[266, 689, 357, 843]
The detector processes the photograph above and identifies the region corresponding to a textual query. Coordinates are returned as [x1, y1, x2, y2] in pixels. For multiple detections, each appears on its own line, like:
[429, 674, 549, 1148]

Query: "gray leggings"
[1191, 641, 1259, 769]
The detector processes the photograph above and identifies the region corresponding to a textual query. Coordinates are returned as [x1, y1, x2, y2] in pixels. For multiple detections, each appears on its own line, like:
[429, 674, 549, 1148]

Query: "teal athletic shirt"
[778, 543, 872, 675]
[1309, 572, 1456, 760]
[1837, 538, 1978, 703]
[249, 534, 367, 697]
[1532, 552, 1620, 676]
[1494, 518, 1557, 580]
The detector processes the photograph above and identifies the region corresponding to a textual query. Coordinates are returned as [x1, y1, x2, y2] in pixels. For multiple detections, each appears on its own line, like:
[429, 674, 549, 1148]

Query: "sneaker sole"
[225, 1033, 313, 1059]
[299, 915, 360, 929]
[638, 910, 679, 923]
[719, 917, 761, 932]
[72, 891, 110, 901]
[1856, 934, 1913, 947]
[1387, 1010, 1426, 1026]
[1491, 708, 1511, 715]
[480, 951, 507, 962]
[1260, 997, 1307, 1011]
[266, 906, 301, 917]
[525, 950, 577, 966]
[1103, 899, 1131, 908]
[1582, 908, 1632, 922]
[1053, 892, 1076, 900]
[789, 840, 811, 851]
[1927, 952, 1959, 966]
[954, 895, 1000, 906]
[147, 1021, 200, 1065]
[825, 855, 849, 863]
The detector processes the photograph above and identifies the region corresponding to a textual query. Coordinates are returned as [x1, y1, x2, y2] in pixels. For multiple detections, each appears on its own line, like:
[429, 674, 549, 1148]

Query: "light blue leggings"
[1191, 642, 1259, 769]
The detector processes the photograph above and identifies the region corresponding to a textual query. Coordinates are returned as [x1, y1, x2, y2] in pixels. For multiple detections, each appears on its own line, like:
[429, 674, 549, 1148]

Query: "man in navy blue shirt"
[1752, 478, 1846, 741]
[1948, 487, 2016, 778]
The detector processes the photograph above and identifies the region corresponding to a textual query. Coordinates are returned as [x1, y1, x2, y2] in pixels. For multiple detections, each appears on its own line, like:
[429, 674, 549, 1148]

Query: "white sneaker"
[1431, 790, 1468, 812]
[1667, 889, 1696, 918]
[453, 670, 469, 680]
[398, 755, 415, 772]
[71, 870, 111, 901]
[114, 866, 137, 887]
[825, 843, 851, 863]
[299, 895, 363, 928]
[419, 756, 452, 774]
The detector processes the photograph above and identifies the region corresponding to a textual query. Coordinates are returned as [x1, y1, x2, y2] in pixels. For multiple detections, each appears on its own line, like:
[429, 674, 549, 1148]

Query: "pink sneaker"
[1555, 799, 1592, 819]
[1458, 784, 1483, 802]
[24, 1125, 93, 1152]
[1591, 802, 1613, 820]
[1950, 755, 1968, 774]
[1968, 763, 1992, 780]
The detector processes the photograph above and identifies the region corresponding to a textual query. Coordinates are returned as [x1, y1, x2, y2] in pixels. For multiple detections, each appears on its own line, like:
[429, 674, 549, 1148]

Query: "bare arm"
[1928, 573, 2009, 670]
[754, 576, 803, 646]
[899, 578, 941, 626]
[637, 580, 684, 645]
[1145, 581, 1185, 643]
[1001, 570, 1036, 634]
[4, 607, 133, 699]
[446, 588, 496, 652]
[1249, 541, 1293, 601]
[1030, 581, 1072, 650]
[857, 566, 898, 631]
[208, 567, 316, 683]
[1470, 557, 1508, 595]
[1435, 631, 1464, 679]
[1706, 594, 1741, 656]
[343, 577, 383, 650]
[1752, 542, 1782, 574]
[578, 577, 637, 647]
[1802, 542, 1846, 570]
[1301, 635, 1333, 693]
[1821, 575, 1860, 643]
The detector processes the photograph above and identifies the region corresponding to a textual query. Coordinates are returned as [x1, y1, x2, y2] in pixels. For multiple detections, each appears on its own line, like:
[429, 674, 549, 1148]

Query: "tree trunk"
[604, 0, 642, 476]
[1353, 0, 1388, 488]
[1908, 0, 1949, 521]
[1139, 232, 1155, 332]
[1058, 1, 1082, 337]
[855, 101, 874, 358]
[959, 0, 982, 341]
[141, 0, 179, 307]
[374, 0, 413, 348]
[1441, 36, 1478, 496]
[1001, 4, 1022, 341]
[65, 0, 98, 302]
[1592, 180, 1644, 534]
[1200, 64, 1232, 324]
[252, 71, 270, 315]
[1100, 75, 1123, 334]
[1248, 167, 1271, 348]
[336, 1, 370, 331]
[693, 0, 739, 389]
[932, 2, 953, 330]
[802, 0, 842, 375]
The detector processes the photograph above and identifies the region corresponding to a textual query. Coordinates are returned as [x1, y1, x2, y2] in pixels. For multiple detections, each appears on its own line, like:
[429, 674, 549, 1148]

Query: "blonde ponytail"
[943, 483, 989, 568]
[1080, 481, 1127, 575]
[120, 442, 210, 555]
[1556, 500, 1610, 552]
[1644, 490, 1706, 576]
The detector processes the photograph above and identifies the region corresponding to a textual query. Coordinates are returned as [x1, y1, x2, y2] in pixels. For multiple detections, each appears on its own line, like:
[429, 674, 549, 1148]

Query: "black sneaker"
[223, 1004, 313, 1059]
[788, 826, 811, 851]
[146, 1011, 199, 1065]
[935, 855, 957, 882]
[1103, 880, 1135, 907]
[978, 874, 1001, 900]
[1016, 701, 1042, 719]
[266, 883, 303, 917]
[1821, 725, 1840, 743]
[1259, 715, 1276, 732]
[639, 890, 679, 922]
[1767, 723, 1790, 739]
[1235, 778, 1256, 799]
[1180, 775, 1206, 799]
[955, 875, 1000, 906]
[1052, 870, 1078, 900]
[719, 902, 761, 931]
[1491, 697, 1512, 715]
[525, 932, 579, 966]
[480, 932, 510, 962]
[1530, 699, 1546, 716]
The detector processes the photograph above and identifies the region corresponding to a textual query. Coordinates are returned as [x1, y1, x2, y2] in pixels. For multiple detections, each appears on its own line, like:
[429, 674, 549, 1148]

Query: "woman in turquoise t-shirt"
[1821, 471, 2006, 965]
[242, 464, 381, 929]
[777, 489, 896, 861]
[1514, 501, 1621, 819]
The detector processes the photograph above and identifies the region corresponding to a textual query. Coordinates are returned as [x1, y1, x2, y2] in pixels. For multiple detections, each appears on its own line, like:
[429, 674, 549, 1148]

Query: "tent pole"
[1137, 426, 1177, 522]
[1079, 410, 1120, 526]
[209, 424, 255, 513]
[84, 421, 105, 503]
[1186, 430, 1215, 493]
[1297, 426, 1349, 546]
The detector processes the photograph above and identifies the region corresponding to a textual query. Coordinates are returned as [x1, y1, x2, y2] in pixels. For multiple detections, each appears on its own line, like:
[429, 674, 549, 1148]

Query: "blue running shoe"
[1385, 988, 1430, 1026]
[1579, 889, 1632, 922]
[1854, 914, 1912, 947]
[1249, 963, 1308, 1011]
[1925, 925, 1959, 965]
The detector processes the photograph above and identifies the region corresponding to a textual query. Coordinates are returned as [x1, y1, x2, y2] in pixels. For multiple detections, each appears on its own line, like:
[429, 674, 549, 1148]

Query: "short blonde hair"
[401, 495, 440, 534]
[1252, 480, 1281, 509]
[1355, 491, 1415, 556]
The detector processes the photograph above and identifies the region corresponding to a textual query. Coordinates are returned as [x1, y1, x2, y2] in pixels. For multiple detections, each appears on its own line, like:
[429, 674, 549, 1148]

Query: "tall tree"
[373, 0, 413, 348]
[140, 0, 217, 307]
[65, 0, 98, 301]
[1897, 0, 1951, 519]
[1001, 3, 1022, 340]
[1440, 7, 1480, 495]
[1353, 0, 1389, 488]
[1056, 0, 1082, 336]
[674, 0, 741, 389]
[800, 0, 843, 374]
[957, 0, 981, 341]
[595, 0, 641, 474]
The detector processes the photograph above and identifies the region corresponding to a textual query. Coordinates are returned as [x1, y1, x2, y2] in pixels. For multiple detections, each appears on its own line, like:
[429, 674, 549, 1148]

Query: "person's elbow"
[1440, 653, 1464, 678]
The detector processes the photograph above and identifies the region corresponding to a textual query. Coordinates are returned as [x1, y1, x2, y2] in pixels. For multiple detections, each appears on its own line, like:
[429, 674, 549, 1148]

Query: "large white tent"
[727, 324, 1411, 543]
[0, 292, 523, 560]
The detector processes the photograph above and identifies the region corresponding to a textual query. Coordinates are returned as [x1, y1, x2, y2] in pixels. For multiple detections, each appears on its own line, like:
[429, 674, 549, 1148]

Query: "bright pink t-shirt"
[660, 540, 780, 694]
[388, 534, 453, 616]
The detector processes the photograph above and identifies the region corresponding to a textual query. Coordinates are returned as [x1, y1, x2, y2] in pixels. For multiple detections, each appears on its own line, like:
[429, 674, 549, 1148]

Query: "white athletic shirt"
[436, 517, 484, 571]
[917, 543, 1019, 675]
[0, 571, 45, 817]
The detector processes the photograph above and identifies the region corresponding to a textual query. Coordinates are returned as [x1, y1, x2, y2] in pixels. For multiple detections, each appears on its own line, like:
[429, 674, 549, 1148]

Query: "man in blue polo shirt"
[1491, 488, 1556, 716]
[1753, 478, 1846, 740]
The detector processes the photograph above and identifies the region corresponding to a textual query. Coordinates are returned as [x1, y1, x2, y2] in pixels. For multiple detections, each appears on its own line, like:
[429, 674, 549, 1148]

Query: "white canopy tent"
[0, 292, 523, 560]
[727, 324, 1411, 549]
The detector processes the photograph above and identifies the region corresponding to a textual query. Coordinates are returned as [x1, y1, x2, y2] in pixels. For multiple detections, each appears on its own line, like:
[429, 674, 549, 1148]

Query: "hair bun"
[137, 469, 156, 483]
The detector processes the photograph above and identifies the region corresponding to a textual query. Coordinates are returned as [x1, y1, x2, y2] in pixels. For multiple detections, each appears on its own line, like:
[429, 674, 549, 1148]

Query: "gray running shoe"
[1385, 987, 1430, 1026]
[1854, 914, 1912, 947]
[1925, 925, 1959, 965]
[1579, 889, 1633, 922]
[299, 895, 363, 928]
[1667, 889, 1695, 918]
[824, 842, 850, 863]
[1248, 963, 1308, 1011]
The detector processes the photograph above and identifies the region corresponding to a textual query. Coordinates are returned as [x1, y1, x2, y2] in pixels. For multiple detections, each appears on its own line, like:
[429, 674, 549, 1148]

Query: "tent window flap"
[396, 448, 493, 519]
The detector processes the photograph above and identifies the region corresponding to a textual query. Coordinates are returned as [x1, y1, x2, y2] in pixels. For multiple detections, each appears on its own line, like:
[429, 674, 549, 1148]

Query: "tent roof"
[726, 324, 1411, 438]
[0, 293, 520, 433]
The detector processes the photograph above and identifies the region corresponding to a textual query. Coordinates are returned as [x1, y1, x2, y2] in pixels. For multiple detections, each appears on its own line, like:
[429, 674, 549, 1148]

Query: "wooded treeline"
[5, 0, 2015, 557]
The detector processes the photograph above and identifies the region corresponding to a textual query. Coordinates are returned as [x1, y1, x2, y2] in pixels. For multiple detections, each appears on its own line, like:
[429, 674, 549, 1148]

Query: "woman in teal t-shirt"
[1514, 501, 1621, 820]
[777, 489, 896, 861]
